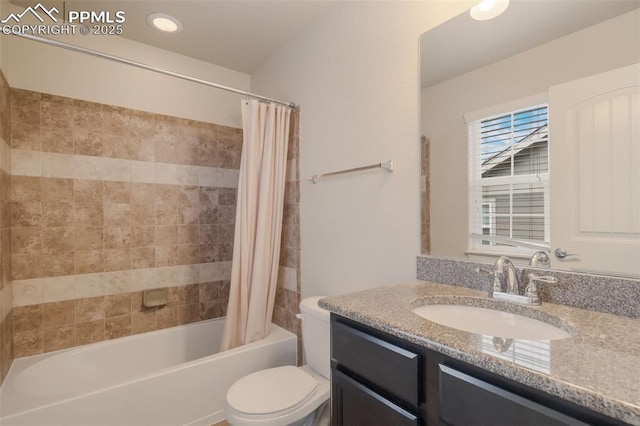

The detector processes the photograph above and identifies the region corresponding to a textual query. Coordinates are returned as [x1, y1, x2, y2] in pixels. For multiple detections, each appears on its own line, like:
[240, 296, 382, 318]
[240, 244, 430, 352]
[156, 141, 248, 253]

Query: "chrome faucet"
[493, 256, 520, 295]
[476, 256, 556, 306]
[529, 251, 550, 268]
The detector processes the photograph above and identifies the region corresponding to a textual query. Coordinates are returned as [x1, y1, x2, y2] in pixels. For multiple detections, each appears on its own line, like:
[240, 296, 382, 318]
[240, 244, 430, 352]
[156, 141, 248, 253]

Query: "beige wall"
[251, 1, 473, 298]
[5, 3, 249, 128]
[423, 9, 640, 261]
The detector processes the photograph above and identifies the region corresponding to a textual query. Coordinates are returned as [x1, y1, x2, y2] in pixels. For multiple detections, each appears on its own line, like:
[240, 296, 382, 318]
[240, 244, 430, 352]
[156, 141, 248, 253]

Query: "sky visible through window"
[480, 106, 548, 165]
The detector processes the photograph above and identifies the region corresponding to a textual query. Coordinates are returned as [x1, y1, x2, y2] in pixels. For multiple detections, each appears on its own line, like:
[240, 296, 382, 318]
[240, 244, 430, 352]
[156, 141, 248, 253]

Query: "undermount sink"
[412, 303, 571, 340]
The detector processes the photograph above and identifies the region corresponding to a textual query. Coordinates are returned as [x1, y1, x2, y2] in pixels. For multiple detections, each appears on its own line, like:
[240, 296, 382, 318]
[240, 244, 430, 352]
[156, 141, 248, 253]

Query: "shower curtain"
[221, 99, 291, 350]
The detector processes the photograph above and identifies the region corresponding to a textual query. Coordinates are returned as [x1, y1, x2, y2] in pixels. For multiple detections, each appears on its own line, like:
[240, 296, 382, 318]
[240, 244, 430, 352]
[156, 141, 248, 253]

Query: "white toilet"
[224, 296, 331, 426]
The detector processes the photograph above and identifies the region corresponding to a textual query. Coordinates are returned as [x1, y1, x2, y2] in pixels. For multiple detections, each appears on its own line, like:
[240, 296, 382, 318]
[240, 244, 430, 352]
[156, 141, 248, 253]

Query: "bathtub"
[0, 318, 297, 425]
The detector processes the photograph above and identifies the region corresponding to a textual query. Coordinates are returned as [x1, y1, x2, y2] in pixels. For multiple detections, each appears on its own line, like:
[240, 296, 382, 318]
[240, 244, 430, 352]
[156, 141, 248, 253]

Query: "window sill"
[465, 249, 533, 265]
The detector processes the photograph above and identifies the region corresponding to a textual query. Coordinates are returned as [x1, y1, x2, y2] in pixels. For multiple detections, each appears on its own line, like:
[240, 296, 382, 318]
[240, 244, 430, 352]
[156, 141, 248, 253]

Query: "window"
[468, 102, 550, 253]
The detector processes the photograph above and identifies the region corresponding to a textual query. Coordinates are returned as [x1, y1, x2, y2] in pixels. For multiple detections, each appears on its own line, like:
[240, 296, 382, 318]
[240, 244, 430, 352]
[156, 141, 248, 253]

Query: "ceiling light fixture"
[147, 13, 183, 33]
[470, 0, 510, 21]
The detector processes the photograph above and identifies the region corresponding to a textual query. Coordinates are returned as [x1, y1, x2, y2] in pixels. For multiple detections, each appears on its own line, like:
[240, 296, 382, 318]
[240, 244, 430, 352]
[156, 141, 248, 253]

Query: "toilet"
[224, 296, 331, 426]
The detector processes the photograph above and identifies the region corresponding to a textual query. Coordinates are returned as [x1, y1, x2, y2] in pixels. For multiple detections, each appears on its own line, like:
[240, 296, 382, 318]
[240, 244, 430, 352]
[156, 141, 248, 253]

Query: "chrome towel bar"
[306, 160, 394, 184]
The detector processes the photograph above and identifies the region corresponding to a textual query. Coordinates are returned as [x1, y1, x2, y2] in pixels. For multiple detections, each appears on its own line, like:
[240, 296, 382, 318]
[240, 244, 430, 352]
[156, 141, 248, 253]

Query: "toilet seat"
[226, 366, 317, 416]
[225, 365, 330, 426]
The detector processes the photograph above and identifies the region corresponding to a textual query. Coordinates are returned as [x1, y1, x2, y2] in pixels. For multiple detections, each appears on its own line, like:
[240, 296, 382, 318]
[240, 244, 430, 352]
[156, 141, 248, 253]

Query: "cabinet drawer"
[332, 319, 420, 406]
[439, 365, 589, 426]
[332, 368, 420, 426]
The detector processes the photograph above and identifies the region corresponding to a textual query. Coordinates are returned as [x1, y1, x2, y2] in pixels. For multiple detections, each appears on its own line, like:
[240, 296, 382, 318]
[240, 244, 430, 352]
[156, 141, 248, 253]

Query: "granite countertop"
[319, 280, 640, 425]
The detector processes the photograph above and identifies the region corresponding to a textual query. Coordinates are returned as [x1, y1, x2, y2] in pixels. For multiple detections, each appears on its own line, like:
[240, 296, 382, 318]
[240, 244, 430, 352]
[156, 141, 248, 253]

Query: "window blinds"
[469, 104, 550, 249]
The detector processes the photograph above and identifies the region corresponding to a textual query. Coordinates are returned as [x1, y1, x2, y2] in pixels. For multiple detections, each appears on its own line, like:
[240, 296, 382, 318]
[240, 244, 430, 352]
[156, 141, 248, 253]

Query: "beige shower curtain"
[221, 99, 291, 350]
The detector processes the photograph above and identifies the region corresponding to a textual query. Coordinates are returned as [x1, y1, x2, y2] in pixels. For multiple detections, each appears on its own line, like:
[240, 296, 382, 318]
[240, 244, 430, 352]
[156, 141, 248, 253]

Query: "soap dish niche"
[143, 288, 169, 308]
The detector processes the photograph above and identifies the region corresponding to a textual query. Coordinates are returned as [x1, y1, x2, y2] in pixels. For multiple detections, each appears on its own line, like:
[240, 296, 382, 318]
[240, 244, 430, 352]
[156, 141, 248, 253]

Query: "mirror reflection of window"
[468, 101, 550, 254]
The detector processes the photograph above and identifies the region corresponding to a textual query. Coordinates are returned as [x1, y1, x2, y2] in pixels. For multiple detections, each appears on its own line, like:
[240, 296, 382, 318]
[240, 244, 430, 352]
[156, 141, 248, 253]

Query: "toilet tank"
[299, 296, 330, 379]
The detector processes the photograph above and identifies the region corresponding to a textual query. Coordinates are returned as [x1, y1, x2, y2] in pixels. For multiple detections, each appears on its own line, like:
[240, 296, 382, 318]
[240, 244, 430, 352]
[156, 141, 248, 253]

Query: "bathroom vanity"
[320, 281, 640, 426]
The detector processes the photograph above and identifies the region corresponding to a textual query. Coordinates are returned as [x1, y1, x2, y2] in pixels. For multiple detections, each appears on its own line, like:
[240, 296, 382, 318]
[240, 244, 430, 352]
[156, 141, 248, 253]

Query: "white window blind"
[468, 104, 550, 252]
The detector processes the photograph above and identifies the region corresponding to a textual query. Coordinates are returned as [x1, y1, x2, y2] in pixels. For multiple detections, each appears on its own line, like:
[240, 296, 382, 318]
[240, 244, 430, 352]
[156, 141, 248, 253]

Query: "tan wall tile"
[76, 297, 105, 322]
[179, 303, 200, 325]
[73, 100, 103, 131]
[104, 226, 131, 249]
[156, 305, 179, 329]
[11, 89, 41, 125]
[155, 204, 177, 225]
[40, 251, 74, 276]
[11, 201, 42, 227]
[103, 203, 131, 226]
[74, 226, 103, 250]
[178, 225, 200, 245]
[73, 130, 103, 156]
[74, 249, 105, 274]
[130, 203, 154, 225]
[131, 226, 155, 247]
[41, 178, 74, 203]
[11, 253, 40, 280]
[155, 225, 177, 246]
[12, 122, 41, 150]
[178, 245, 199, 265]
[41, 96, 73, 130]
[14, 329, 43, 357]
[11, 228, 41, 254]
[74, 203, 103, 226]
[130, 183, 155, 205]
[43, 324, 75, 352]
[76, 320, 105, 345]
[74, 180, 103, 203]
[104, 182, 130, 204]
[104, 248, 131, 271]
[11, 176, 41, 202]
[41, 227, 74, 252]
[131, 311, 156, 335]
[103, 107, 130, 137]
[105, 315, 131, 340]
[42, 202, 74, 227]
[13, 305, 43, 333]
[41, 127, 73, 154]
[43, 300, 75, 327]
[155, 245, 178, 267]
[131, 247, 155, 269]
[179, 284, 199, 305]
[105, 293, 131, 317]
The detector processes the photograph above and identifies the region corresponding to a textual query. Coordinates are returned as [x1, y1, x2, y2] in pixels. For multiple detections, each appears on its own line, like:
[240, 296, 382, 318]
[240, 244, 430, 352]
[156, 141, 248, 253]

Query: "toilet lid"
[227, 366, 318, 415]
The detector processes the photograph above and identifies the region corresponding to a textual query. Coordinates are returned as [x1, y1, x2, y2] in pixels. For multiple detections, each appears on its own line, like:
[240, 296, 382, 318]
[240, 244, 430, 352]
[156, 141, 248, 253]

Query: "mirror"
[420, 1, 640, 277]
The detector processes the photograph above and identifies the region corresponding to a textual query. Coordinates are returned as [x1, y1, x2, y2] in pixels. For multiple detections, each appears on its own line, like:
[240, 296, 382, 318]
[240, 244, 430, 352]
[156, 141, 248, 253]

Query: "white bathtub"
[0, 318, 297, 425]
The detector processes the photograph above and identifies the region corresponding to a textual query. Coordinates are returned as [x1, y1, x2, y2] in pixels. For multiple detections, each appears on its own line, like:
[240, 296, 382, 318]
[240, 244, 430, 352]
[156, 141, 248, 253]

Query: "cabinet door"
[332, 369, 420, 426]
[439, 365, 588, 426]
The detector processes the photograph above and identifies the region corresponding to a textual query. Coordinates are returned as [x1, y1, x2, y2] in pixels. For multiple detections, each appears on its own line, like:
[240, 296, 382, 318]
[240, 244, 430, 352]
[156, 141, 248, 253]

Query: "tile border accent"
[0, 283, 11, 322]
[417, 255, 640, 318]
[0, 139, 9, 174]
[11, 149, 240, 188]
[13, 261, 232, 307]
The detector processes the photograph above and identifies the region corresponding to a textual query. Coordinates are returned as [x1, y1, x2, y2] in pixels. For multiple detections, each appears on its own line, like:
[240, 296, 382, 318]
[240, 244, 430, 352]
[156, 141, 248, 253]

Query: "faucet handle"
[475, 267, 492, 275]
[525, 274, 557, 306]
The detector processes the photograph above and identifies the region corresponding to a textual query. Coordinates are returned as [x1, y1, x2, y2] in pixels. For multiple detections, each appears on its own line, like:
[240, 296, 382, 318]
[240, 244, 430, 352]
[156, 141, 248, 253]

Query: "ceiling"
[420, 0, 640, 88]
[11, 0, 337, 74]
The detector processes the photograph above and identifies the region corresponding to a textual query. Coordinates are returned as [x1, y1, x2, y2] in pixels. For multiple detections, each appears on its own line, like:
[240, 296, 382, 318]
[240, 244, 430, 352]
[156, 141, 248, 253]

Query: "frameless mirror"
[420, 1, 640, 277]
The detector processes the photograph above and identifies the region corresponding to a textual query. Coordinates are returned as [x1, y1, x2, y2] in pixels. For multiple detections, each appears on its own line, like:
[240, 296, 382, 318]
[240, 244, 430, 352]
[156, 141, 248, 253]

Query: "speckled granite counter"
[319, 281, 640, 425]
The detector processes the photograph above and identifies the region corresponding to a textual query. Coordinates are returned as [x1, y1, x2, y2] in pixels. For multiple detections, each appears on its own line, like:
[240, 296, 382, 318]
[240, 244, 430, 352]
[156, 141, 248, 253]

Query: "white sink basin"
[412, 304, 570, 340]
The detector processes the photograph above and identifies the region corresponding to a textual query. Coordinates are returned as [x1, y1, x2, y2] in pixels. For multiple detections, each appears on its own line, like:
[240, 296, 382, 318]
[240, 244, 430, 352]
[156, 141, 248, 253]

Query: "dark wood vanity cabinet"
[330, 314, 627, 426]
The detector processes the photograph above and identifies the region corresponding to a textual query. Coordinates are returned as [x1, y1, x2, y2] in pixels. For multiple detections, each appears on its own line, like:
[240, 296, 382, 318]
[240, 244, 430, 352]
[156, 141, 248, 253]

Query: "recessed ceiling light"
[147, 13, 183, 33]
[470, 0, 510, 21]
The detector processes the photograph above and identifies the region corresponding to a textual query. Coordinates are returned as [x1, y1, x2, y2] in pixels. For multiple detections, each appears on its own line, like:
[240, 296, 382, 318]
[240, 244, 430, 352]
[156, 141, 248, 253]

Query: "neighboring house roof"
[481, 124, 548, 175]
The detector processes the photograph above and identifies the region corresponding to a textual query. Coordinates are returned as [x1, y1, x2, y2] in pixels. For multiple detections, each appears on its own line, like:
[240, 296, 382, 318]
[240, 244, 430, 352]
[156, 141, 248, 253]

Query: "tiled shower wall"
[9, 88, 241, 357]
[274, 108, 302, 361]
[0, 69, 13, 385]
[421, 136, 430, 254]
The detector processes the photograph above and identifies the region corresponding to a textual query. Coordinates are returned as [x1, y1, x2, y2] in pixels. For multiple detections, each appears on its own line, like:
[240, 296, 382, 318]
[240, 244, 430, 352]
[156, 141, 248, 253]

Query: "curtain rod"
[12, 32, 296, 108]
